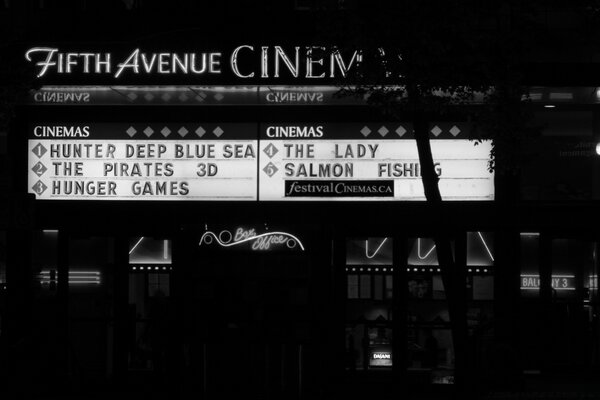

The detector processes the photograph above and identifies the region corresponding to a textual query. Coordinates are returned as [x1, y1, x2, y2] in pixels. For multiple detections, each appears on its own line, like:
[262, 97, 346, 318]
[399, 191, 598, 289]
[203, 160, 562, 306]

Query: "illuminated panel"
[39, 270, 101, 285]
[258, 123, 494, 201]
[520, 274, 576, 291]
[369, 349, 393, 367]
[27, 86, 365, 106]
[129, 237, 172, 264]
[28, 123, 257, 201]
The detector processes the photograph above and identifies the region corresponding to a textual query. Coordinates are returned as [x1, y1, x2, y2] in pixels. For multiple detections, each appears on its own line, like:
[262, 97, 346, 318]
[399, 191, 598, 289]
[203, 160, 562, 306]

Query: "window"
[148, 273, 170, 297]
[345, 237, 393, 371]
[346, 269, 393, 300]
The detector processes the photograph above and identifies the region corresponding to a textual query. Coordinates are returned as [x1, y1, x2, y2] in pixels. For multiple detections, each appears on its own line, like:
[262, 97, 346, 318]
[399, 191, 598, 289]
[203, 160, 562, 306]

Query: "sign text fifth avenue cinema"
[27, 123, 494, 201]
[25, 46, 362, 79]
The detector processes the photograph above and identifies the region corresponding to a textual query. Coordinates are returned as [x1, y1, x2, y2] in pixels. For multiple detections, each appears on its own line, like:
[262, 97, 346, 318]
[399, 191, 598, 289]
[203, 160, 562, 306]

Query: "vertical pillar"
[392, 235, 408, 393]
[493, 231, 521, 347]
[112, 235, 129, 388]
[331, 229, 346, 395]
[5, 226, 32, 395]
[172, 229, 188, 395]
[307, 224, 331, 398]
[56, 230, 69, 384]
[539, 233, 552, 373]
[454, 231, 469, 388]
[493, 229, 522, 389]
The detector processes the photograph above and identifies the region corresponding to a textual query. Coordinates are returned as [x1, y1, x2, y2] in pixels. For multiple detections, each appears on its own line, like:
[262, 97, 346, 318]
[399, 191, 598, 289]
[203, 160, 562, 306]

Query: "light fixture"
[544, 104, 556, 109]
[596, 143, 600, 156]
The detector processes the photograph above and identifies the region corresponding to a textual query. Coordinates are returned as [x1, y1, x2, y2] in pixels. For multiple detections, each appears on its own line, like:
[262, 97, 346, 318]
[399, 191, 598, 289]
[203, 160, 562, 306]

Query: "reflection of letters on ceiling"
[536, 111, 593, 137]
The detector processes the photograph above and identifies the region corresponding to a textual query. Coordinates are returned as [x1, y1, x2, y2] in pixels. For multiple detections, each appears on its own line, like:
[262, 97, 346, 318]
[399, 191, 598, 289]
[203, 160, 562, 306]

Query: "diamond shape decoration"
[32, 143, 47, 158]
[127, 92, 138, 101]
[144, 93, 154, 101]
[195, 92, 207, 102]
[360, 126, 372, 137]
[178, 93, 189, 102]
[178, 127, 189, 137]
[126, 126, 137, 137]
[31, 180, 48, 196]
[431, 125, 442, 137]
[378, 126, 389, 137]
[213, 126, 224, 137]
[263, 143, 279, 158]
[449, 125, 461, 137]
[161, 127, 171, 137]
[161, 93, 172, 102]
[195, 127, 206, 137]
[263, 162, 279, 177]
[32, 162, 48, 177]
[214, 93, 225, 101]
[395, 126, 407, 137]
[143, 127, 154, 137]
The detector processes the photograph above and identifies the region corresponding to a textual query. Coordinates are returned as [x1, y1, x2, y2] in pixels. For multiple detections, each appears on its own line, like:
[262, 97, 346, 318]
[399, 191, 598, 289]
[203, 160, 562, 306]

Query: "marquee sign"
[258, 123, 494, 201]
[27, 122, 493, 201]
[28, 123, 257, 200]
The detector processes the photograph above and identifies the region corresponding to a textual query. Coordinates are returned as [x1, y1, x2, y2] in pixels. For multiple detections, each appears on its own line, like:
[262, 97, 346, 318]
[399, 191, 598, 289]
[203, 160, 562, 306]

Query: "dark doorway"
[179, 235, 310, 398]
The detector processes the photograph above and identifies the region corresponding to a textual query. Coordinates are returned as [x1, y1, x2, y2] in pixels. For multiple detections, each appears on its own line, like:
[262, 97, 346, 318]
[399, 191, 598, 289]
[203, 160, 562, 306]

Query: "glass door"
[345, 237, 394, 371]
[127, 236, 173, 384]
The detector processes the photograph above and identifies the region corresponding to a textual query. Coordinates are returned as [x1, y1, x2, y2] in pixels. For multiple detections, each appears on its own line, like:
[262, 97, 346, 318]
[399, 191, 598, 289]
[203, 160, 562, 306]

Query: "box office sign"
[27, 123, 493, 201]
[199, 227, 305, 252]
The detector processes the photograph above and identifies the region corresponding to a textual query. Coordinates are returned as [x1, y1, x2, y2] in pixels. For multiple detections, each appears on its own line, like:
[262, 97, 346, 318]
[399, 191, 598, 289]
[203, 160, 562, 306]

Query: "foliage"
[325, 1, 546, 174]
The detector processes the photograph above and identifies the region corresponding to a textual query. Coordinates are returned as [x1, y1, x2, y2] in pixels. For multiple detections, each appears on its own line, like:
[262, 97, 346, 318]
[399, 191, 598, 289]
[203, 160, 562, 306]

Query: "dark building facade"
[2, 2, 600, 399]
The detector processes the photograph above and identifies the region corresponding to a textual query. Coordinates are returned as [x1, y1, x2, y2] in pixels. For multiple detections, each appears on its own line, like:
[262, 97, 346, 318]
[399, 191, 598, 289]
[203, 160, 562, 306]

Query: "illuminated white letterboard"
[28, 123, 257, 200]
[258, 123, 494, 201]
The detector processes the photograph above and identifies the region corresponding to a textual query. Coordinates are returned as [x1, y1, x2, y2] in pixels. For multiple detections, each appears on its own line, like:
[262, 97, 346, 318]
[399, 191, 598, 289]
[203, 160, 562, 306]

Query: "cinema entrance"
[341, 231, 496, 389]
[170, 225, 321, 398]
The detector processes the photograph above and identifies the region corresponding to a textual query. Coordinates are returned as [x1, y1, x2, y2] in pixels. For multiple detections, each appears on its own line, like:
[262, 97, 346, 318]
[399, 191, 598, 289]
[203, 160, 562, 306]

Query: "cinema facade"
[4, 44, 600, 397]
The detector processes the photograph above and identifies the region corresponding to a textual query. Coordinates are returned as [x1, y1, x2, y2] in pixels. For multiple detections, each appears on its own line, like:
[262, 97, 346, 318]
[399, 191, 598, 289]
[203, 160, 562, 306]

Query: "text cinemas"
[266, 126, 324, 138]
[34, 126, 90, 138]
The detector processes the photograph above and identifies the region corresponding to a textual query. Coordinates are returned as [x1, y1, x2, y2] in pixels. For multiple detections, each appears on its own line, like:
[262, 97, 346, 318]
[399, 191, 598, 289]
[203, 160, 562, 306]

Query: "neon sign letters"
[199, 227, 305, 251]
[25, 46, 362, 79]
